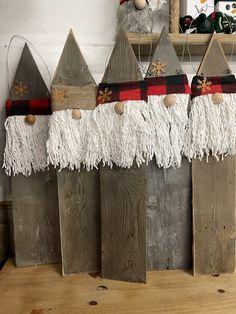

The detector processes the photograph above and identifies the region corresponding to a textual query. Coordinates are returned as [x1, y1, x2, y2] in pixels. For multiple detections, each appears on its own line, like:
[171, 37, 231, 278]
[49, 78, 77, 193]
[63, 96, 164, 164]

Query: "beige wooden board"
[193, 35, 236, 275]
[57, 169, 100, 276]
[12, 169, 61, 267]
[2, 259, 236, 314]
[52, 30, 100, 275]
[100, 31, 146, 283]
[10, 44, 60, 267]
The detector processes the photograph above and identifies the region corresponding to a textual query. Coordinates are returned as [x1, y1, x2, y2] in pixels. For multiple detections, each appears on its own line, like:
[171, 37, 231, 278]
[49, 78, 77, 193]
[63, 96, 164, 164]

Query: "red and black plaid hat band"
[6, 98, 51, 118]
[191, 75, 236, 99]
[145, 74, 191, 96]
[97, 81, 148, 105]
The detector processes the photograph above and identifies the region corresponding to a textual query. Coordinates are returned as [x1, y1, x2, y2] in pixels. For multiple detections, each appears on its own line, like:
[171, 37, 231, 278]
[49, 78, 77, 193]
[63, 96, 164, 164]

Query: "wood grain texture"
[193, 157, 236, 275]
[2, 259, 236, 314]
[12, 169, 61, 267]
[147, 159, 192, 271]
[53, 30, 100, 275]
[192, 37, 236, 275]
[101, 165, 146, 283]
[169, 0, 180, 33]
[101, 31, 146, 283]
[57, 169, 100, 275]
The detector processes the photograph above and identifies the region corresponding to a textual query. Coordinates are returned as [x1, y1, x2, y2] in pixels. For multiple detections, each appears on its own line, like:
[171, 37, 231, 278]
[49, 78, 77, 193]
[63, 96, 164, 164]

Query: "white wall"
[0, 0, 235, 201]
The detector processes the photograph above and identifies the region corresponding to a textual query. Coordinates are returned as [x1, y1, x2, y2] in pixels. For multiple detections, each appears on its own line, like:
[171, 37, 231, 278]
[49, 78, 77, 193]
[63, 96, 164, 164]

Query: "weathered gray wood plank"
[57, 169, 100, 275]
[53, 30, 100, 275]
[101, 31, 146, 283]
[10, 44, 60, 267]
[147, 159, 192, 270]
[12, 169, 61, 267]
[101, 165, 146, 283]
[193, 35, 236, 275]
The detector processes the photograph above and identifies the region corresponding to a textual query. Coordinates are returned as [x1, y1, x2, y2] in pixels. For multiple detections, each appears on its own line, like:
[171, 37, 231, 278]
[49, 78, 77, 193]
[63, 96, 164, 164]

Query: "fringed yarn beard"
[3, 115, 49, 176]
[184, 94, 236, 161]
[92, 100, 153, 168]
[117, 1, 153, 33]
[148, 94, 190, 168]
[47, 109, 101, 171]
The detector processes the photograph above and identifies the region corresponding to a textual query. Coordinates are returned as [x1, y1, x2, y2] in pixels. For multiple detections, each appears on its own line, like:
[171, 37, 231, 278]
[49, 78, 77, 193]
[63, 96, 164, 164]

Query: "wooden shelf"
[127, 33, 236, 57]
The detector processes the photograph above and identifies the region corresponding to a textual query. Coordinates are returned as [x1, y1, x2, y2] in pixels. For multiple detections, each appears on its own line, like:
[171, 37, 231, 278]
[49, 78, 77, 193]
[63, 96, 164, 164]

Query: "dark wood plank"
[101, 165, 146, 283]
[145, 26, 192, 270]
[101, 31, 146, 283]
[12, 169, 61, 267]
[147, 159, 192, 271]
[193, 35, 236, 275]
[52, 30, 100, 275]
[10, 44, 60, 267]
[57, 169, 100, 275]
[0, 202, 14, 266]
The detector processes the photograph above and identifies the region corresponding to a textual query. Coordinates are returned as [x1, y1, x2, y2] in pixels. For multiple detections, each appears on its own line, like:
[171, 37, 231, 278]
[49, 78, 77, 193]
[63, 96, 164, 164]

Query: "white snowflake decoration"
[148, 0, 166, 12]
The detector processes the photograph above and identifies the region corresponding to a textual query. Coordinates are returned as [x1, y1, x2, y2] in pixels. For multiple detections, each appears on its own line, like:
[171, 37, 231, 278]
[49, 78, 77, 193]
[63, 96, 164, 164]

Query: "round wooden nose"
[134, 0, 146, 10]
[164, 95, 176, 108]
[25, 114, 36, 125]
[114, 102, 125, 115]
[72, 108, 81, 120]
[211, 93, 223, 105]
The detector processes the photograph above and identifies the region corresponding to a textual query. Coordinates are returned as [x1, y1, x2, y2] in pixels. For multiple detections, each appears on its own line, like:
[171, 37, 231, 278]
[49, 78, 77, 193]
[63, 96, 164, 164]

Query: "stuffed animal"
[117, 0, 166, 33]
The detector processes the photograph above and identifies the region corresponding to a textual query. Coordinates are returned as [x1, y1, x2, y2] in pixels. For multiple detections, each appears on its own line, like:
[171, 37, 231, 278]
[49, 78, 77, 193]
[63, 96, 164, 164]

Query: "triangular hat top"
[53, 29, 95, 86]
[146, 26, 183, 77]
[197, 33, 231, 76]
[10, 43, 49, 100]
[52, 29, 97, 111]
[102, 31, 143, 83]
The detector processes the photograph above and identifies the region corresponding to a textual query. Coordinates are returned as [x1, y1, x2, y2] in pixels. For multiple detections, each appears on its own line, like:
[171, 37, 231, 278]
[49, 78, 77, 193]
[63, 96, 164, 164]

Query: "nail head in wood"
[114, 101, 125, 115]
[134, 0, 147, 10]
[72, 108, 81, 120]
[164, 95, 176, 108]
[25, 114, 36, 125]
[211, 93, 223, 105]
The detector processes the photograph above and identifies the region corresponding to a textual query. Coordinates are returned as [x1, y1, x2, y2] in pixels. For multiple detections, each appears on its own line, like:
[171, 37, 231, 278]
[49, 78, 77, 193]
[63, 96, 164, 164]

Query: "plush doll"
[117, 0, 166, 33]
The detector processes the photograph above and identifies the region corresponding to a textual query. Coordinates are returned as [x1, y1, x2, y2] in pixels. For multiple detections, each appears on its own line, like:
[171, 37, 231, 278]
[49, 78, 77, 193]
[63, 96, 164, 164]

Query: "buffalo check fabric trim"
[6, 98, 51, 117]
[97, 81, 148, 105]
[145, 74, 191, 96]
[191, 75, 236, 99]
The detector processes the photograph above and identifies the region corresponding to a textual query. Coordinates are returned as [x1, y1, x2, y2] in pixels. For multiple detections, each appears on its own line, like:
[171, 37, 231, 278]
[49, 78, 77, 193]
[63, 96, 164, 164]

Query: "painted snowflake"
[197, 79, 212, 93]
[149, 60, 167, 77]
[98, 87, 112, 104]
[52, 88, 68, 104]
[14, 83, 29, 97]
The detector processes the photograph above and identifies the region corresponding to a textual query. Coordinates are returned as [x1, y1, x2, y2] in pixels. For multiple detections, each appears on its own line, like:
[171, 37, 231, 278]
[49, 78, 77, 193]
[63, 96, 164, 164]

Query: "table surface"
[0, 259, 236, 314]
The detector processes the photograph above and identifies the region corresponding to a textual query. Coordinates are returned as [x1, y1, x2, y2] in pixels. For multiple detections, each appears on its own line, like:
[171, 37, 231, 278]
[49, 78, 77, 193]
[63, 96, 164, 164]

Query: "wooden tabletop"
[1, 259, 236, 314]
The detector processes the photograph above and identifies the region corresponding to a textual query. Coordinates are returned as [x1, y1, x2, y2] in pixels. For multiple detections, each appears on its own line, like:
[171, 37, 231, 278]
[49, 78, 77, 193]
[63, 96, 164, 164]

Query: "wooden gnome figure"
[117, 0, 166, 33]
[3, 44, 60, 267]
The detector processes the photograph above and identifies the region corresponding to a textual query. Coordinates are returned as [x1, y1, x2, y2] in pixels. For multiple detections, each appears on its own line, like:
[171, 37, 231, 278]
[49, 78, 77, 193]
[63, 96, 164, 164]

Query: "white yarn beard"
[92, 100, 153, 168]
[47, 109, 101, 171]
[184, 94, 236, 160]
[3, 115, 49, 176]
[148, 94, 189, 168]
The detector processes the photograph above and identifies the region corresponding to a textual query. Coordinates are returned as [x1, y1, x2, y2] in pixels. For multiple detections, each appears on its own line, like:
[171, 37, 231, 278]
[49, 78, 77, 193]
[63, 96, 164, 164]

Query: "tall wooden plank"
[10, 44, 60, 267]
[193, 34, 236, 275]
[52, 30, 100, 275]
[101, 31, 146, 283]
[146, 26, 192, 270]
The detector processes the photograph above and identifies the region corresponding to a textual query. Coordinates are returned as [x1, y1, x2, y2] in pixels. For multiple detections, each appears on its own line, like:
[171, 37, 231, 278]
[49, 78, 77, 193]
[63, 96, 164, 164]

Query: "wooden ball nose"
[25, 114, 36, 125]
[134, 0, 147, 10]
[164, 95, 176, 108]
[72, 109, 81, 120]
[114, 102, 125, 115]
[211, 93, 223, 105]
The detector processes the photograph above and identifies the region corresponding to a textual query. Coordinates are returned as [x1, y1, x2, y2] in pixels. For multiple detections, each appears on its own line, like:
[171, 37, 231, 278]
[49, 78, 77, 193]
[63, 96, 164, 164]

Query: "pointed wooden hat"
[52, 29, 97, 111]
[197, 33, 231, 76]
[10, 43, 50, 100]
[102, 31, 143, 83]
[146, 26, 183, 78]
